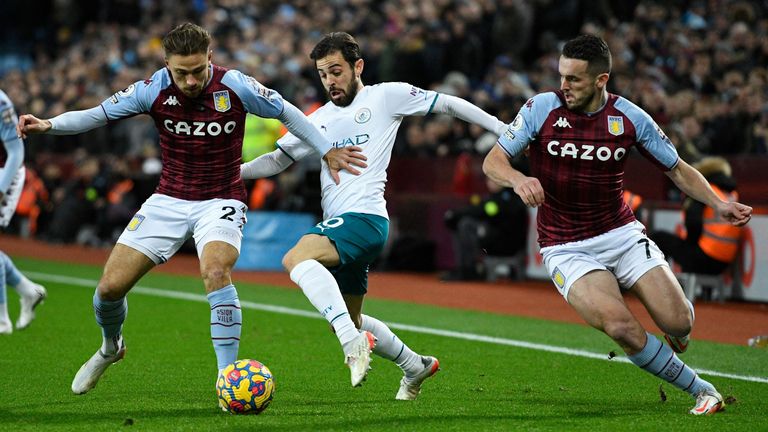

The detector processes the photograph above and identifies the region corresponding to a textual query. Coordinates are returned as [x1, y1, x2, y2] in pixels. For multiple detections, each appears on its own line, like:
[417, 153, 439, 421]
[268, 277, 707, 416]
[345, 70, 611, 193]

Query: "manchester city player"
[241, 32, 508, 399]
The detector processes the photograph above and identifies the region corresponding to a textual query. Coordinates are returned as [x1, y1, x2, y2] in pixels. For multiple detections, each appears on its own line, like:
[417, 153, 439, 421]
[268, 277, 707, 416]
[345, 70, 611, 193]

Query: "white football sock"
[290, 260, 360, 353]
[360, 314, 421, 375]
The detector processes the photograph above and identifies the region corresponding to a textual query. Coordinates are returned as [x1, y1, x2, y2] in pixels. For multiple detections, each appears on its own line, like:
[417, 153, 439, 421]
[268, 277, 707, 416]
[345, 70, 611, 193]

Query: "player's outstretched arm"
[431, 94, 507, 136]
[18, 106, 107, 139]
[483, 144, 544, 208]
[665, 159, 752, 226]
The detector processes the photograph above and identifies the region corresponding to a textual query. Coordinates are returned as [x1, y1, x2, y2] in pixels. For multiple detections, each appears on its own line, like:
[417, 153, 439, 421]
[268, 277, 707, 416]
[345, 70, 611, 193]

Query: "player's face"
[558, 56, 608, 113]
[316, 52, 364, 107]
[166, 51, 211, 98]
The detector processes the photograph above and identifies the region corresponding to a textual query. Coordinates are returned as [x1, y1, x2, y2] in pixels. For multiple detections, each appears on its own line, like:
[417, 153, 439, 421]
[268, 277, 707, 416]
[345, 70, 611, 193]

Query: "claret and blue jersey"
[102, 64, 285, 202]
[497, 90, 680, 247]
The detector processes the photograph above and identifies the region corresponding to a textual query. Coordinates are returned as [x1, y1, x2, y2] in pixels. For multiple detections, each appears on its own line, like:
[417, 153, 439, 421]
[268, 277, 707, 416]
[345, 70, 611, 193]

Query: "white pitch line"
[25, 270, 768, 384]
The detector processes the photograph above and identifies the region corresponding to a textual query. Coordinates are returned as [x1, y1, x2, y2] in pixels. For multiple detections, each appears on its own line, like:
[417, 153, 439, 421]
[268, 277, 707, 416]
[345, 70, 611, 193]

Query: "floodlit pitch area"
[0, 256, 766, 431]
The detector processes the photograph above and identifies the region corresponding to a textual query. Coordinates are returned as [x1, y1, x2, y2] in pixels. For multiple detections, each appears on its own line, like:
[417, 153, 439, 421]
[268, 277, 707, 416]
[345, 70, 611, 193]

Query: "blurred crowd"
[1, 0, 767, 245]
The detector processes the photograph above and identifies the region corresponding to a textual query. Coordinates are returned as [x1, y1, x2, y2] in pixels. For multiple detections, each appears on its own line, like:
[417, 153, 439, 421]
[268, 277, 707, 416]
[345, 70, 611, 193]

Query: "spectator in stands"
[42, 156, 104, 244]
[623, 189, 648, 225]
[443, 177, 527, 281]
[650, 157, 743, 275]
[11, 167, 49, 237]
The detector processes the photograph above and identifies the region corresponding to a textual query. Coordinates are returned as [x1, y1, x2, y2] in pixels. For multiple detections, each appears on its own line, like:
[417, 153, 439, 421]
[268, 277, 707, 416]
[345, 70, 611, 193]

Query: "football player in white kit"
[241, 32, 508, 399]
[0, 89, 47, 334]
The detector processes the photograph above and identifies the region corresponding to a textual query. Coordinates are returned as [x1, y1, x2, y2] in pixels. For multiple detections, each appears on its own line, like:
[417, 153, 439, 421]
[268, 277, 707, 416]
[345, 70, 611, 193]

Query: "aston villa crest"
[213, 90, 231, 112]
[607, 115, 624, 136]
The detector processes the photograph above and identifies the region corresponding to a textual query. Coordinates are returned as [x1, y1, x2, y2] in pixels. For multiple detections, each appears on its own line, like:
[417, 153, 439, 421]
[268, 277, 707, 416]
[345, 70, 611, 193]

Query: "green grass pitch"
[1, 257, 766, 431]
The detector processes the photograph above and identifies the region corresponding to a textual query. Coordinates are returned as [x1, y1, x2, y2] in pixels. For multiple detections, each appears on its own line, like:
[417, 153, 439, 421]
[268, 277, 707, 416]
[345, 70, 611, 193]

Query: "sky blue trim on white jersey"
[101, 68, 169, 120]
[614, 97, 679, 169]
[221, 70, 284, 118]
[497, 92, 562, 157]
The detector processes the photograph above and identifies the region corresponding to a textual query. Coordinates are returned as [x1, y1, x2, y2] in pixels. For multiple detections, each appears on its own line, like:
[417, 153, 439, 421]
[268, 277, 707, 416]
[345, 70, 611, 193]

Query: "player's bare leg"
[631, 266, 693, 353]
[72, 244, 154, 394]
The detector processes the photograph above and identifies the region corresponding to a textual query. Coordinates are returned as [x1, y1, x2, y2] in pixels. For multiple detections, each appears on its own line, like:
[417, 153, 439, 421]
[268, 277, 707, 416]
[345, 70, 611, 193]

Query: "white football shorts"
[117, 194, 248, 264]
[0, 166, 25, 228]
[540, 220, 668, 301]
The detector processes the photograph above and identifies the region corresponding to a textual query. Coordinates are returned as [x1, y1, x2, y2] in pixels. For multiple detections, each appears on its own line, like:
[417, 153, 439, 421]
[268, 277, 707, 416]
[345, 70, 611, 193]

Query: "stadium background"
[0, 1, 767, 288]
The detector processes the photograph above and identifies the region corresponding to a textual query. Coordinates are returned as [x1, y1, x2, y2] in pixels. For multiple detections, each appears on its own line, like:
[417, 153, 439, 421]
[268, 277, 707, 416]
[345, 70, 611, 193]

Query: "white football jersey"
[276, 82, 438, 220]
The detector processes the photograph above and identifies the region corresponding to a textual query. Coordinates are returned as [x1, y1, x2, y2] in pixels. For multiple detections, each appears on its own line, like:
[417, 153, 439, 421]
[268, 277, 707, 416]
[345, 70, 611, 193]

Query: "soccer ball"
[216, 359, 275, 414]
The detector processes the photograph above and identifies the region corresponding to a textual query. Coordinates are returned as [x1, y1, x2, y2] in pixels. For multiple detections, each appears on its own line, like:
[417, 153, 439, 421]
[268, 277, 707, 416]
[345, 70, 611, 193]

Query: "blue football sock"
[93, 290, 127, 355]
[208, 285, 242, 371]
[629, 332, 715, 397]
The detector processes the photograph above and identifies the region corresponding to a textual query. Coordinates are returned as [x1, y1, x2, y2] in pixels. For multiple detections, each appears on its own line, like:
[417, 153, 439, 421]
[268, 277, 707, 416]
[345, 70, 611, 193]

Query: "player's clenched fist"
[16, 114, 51, 139]
[513, 176, 545, 208]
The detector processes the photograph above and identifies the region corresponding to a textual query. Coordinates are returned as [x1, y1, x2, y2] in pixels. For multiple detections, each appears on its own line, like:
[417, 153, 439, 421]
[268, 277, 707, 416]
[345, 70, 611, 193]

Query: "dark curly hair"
[310, 32, 362, 68]
[562, 34, 612, 76]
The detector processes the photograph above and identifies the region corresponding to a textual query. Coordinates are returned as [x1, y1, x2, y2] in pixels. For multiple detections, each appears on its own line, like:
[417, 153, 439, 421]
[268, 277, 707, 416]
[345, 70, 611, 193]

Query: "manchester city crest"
[213, 90, 231, 112]
[355, 108, 371, 124]
[608, 116, 624, 136]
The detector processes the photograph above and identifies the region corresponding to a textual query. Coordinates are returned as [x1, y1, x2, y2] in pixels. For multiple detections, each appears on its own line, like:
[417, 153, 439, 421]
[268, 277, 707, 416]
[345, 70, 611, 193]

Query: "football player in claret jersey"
[241, 32, 509, 399]
[0, 89, 47, 335]
[17, 23, 365, 397]
[483, 34, 752, 415]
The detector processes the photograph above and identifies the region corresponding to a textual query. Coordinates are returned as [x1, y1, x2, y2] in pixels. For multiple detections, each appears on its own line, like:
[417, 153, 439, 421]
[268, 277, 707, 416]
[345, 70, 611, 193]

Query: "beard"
[327, 79, 359, 107]
[565, 88, 596, 113]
